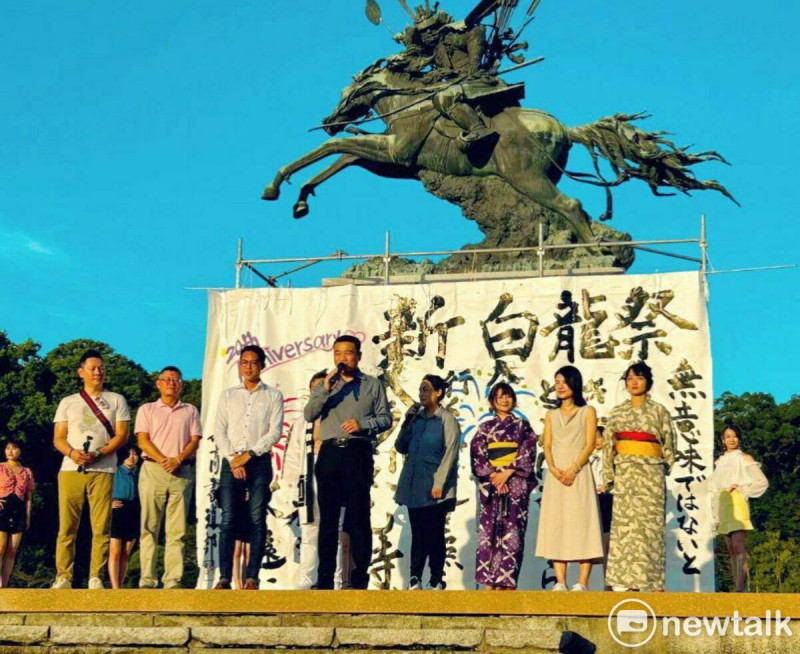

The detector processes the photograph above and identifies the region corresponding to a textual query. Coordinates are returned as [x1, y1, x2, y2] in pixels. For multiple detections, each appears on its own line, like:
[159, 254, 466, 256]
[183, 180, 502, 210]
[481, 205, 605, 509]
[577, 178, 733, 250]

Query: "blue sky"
[1, 0, 797, 400]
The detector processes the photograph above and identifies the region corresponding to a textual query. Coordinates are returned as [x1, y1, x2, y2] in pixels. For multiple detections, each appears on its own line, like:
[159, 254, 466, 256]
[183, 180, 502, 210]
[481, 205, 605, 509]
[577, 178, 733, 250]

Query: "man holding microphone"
[304, 335, 391, 590]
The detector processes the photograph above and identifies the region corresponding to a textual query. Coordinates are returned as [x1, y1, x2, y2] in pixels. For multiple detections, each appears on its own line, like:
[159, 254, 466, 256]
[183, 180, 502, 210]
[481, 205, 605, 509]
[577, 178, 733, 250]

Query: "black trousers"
[315, 439, 373, 589]
[218, 456, 272, 582]
[408, 501, 451, 585]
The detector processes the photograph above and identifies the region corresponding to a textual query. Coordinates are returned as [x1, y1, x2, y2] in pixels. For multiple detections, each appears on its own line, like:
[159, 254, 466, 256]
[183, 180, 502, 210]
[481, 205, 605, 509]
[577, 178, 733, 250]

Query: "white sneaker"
[612, 585, 629, 592]
[408, 576, 422, 590]
[571, 583, 588, 591]
[88, 577, 104, 590]
[551, 582, 568, 591]
[51, 577, 71, 589]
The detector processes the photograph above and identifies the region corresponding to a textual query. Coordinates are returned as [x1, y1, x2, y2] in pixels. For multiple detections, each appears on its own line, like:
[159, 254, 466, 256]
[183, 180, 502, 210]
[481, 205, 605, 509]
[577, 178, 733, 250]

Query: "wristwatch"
[94, 448, 105, 460]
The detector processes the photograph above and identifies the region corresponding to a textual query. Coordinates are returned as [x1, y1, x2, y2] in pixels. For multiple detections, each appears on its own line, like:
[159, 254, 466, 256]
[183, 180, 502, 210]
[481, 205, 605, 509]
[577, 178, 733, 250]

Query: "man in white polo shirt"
[135, 365, 202, 589]
[52, 349, 130, 589]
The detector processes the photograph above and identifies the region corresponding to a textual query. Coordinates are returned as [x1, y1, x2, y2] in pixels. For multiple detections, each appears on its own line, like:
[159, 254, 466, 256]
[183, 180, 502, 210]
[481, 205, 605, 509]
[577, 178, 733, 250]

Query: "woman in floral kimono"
[470, 383, 537, 590]
[710, 424, 768, 592]
[603, 362, 676, 591]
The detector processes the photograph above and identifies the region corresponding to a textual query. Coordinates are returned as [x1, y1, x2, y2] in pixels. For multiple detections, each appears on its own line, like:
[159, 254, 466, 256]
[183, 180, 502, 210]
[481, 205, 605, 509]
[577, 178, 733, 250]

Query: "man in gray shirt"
[304, 335, 391, 589]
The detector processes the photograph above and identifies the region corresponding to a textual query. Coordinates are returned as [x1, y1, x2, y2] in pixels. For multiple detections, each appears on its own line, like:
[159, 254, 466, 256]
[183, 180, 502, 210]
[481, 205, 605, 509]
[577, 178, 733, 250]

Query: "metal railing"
[222, 215, 794, 290]
[234, 216, 709, 288]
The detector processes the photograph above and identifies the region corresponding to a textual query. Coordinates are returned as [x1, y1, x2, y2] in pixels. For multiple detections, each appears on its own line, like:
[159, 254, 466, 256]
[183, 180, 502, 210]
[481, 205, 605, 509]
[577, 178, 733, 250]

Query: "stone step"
[0, 591, 797, 652]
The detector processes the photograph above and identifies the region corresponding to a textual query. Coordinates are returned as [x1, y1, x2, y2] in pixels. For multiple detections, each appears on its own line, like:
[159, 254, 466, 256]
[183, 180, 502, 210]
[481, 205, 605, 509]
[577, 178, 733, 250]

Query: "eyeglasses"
[158, 378, 183, 385]
[239, 360, 262, 368]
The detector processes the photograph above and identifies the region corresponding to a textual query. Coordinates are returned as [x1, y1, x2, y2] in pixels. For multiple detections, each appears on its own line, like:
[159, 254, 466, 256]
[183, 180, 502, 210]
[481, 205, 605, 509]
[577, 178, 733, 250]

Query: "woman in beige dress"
[536, 366, 604, 591]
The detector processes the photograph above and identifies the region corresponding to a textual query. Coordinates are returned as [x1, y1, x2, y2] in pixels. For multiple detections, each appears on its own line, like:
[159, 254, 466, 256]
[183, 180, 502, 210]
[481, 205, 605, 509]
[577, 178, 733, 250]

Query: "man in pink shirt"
[135, 366, 202, 589]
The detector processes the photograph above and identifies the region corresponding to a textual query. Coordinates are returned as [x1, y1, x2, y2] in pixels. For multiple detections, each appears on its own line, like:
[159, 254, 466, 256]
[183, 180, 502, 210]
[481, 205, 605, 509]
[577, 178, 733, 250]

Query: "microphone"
[404, 402, 423, 424]
[78, 435, 93, 474]
[329, 362, 347, 386]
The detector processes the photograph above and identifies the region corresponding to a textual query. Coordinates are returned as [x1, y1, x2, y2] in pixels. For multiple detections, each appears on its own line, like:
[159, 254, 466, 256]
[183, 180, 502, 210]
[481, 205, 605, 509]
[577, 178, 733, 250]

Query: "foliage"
[748, 531, 800, 593]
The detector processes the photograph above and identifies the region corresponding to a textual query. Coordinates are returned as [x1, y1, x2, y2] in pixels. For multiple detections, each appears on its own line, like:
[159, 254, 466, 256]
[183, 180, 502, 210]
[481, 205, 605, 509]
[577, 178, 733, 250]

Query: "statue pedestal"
[343, 172, 634, 281]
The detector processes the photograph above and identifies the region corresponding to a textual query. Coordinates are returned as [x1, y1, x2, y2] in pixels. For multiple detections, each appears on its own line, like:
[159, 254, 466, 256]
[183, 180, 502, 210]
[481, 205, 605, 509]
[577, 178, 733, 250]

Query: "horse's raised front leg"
[293, 155, 358, 218]
[262, 135, 404, 202]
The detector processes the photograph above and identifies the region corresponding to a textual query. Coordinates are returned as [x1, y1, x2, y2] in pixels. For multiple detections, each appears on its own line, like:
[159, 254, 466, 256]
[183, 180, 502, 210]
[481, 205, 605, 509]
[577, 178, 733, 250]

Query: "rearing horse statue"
[262, 60, 735, 244]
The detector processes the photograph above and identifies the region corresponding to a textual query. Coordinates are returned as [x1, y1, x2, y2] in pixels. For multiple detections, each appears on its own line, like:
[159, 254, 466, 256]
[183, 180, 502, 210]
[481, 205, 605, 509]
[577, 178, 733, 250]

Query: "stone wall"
[1, 612, 799, 653]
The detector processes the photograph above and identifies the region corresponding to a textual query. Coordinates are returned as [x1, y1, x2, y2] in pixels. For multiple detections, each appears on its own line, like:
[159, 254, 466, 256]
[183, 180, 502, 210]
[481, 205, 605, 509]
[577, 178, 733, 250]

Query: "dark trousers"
[315, 440, 373, 589]
[408, 502, 449, 585]
[218, 455, 272, 582]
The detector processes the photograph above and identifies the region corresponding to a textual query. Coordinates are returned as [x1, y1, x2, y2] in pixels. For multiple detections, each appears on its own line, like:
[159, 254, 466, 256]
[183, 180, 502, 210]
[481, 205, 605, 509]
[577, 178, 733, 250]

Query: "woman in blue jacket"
[395, 374, 460, 590]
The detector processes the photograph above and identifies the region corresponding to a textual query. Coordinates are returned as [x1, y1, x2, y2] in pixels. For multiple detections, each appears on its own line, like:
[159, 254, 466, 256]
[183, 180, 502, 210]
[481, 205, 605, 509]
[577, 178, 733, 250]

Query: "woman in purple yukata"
[470, 383, 538, 590]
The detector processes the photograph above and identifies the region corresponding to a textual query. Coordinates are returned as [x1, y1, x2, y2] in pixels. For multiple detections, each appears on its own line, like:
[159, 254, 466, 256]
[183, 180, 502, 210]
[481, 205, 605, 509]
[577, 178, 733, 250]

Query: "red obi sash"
[615, 431, 659, 442]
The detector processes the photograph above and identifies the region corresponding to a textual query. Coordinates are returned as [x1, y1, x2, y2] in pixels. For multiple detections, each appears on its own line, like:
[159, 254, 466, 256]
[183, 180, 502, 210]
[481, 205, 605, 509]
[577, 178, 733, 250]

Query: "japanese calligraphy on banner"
[197, 271, 714, 591]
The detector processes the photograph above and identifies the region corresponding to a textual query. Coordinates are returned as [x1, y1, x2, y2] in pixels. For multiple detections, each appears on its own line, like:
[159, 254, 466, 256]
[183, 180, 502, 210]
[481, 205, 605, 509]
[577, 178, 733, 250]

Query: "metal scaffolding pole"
[235, 238, 243, 289]
[383, 231, 391, 286]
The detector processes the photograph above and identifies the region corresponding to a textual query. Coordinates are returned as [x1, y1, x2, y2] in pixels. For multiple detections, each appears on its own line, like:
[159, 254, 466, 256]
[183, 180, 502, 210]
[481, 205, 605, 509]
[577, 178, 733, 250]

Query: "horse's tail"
[567, 111, 739, 215]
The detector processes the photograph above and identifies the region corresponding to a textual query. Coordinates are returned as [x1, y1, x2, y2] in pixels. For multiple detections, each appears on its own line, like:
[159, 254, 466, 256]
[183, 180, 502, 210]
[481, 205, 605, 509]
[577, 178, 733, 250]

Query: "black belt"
[323, 437, 372, 449]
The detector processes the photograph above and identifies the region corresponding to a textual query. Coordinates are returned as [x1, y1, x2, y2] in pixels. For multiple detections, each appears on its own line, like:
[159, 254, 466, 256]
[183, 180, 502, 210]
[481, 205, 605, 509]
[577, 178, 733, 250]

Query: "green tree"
[0, 332, 51, 454]
[748, 531, 800, 593]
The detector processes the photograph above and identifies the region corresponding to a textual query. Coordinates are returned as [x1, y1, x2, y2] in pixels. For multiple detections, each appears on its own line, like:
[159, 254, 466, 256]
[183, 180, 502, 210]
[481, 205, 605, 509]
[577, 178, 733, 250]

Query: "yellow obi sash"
[488, 441, 518, 468]
[614, 431, 663, 459]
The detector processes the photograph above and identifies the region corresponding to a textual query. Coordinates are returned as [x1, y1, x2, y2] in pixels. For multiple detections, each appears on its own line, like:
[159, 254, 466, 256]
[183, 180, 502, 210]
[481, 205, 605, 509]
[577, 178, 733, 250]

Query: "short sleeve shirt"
[134, 399, 202, 458]
[54, 391, 130, 473]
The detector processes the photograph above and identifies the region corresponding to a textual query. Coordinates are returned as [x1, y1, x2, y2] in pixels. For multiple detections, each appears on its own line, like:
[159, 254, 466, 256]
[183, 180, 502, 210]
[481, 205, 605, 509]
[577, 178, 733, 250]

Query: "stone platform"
[1, 591, 799, 653]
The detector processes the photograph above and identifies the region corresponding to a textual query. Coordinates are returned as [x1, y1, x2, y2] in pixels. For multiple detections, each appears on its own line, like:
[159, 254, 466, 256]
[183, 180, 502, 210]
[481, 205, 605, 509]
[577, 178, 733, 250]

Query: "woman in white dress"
[710, 425, 768, 592]
[536, 366, 603, 591]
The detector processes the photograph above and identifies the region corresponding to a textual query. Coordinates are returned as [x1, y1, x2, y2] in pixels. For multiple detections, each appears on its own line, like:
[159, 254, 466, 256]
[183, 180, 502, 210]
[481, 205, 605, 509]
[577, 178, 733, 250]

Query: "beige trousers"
[56, 471, 113, 581]
[138, 461, 194, 587]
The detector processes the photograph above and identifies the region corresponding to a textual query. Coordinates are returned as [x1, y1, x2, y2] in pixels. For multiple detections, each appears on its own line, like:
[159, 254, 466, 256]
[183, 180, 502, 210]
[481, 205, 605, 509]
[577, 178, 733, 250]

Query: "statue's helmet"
[412, 5, 452, 32]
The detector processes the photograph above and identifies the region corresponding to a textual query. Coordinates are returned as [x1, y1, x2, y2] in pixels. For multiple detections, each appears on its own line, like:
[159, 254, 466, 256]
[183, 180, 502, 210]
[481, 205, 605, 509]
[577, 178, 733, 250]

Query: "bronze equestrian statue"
[262, 0, 736, 245]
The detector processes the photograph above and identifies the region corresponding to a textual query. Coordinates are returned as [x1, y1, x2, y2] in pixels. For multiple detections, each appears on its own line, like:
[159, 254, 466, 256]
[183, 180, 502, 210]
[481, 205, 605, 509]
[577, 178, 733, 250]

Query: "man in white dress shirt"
[213, 345, 284, 589]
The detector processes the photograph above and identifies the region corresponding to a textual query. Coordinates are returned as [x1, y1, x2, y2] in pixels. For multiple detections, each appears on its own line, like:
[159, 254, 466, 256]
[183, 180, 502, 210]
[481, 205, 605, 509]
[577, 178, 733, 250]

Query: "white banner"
[198, 271, 714, 591]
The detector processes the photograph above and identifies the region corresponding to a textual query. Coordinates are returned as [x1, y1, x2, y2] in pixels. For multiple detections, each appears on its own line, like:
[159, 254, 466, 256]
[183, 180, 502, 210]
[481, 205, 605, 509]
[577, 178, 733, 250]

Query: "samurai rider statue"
[388, 1, 525, 151]
[263, 0, 737, 246]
